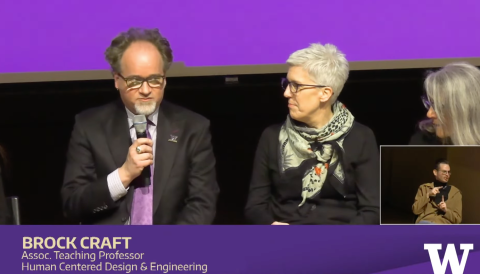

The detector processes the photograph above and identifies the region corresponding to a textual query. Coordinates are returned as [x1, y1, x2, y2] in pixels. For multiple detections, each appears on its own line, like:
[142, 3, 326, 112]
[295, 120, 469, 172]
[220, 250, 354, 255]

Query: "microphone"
[133, 115, 151, 187]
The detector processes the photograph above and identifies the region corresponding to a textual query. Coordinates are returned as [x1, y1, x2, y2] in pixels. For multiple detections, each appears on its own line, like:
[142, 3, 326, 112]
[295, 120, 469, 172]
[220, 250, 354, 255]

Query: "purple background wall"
[1, 0, 479, 73]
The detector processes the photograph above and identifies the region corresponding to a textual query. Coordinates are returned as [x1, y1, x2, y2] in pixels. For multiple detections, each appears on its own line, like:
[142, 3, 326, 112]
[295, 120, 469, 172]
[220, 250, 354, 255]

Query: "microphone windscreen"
[133, 115, 147, 133]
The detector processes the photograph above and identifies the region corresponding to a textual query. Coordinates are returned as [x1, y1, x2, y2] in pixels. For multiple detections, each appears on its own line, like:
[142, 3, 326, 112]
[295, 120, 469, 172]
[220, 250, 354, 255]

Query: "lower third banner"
[0, 226, 478, 274]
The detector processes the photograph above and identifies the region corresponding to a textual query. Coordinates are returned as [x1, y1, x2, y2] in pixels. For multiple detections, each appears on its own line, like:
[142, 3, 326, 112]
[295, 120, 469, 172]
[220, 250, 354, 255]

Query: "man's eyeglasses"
[118, 74, 166, 90]
[438, 170, 451, 175]
[421, 95, 434, 110]
[281, 78, 328, 93]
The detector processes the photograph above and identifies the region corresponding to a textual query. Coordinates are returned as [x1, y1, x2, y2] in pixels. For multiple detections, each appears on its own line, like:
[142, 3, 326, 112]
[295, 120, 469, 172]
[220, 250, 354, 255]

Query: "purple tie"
[130, 121, 154, 225]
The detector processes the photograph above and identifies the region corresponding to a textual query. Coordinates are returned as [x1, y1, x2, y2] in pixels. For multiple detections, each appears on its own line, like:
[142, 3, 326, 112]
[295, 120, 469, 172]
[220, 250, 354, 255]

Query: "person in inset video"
[244, 43, 379, 225]
[412, 159, 462, 224]
[409, 62, 480, 145]
[61, 28, 219, 225]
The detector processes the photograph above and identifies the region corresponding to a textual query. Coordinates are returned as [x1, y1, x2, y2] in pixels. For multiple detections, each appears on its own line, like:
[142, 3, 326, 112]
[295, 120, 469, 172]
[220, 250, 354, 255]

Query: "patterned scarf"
[279, 101, 355, 206]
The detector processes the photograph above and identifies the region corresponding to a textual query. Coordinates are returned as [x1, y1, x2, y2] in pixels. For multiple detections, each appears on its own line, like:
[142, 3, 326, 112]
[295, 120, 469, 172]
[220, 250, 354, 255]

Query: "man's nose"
[138, 82, 151, 95]
[284, 86, 292, 98]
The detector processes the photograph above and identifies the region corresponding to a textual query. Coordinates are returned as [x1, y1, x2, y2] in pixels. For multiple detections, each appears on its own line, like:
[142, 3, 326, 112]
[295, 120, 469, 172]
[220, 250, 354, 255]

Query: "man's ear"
[433, 169, 438, 177]
[113, 73, 120, 90]
[319, 87, 334, 103]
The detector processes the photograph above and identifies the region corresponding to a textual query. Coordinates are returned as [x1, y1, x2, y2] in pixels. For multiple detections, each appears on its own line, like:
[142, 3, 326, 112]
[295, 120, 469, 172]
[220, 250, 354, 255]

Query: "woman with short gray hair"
[245, 43, 380, 225]
[410, 62, 480, 145]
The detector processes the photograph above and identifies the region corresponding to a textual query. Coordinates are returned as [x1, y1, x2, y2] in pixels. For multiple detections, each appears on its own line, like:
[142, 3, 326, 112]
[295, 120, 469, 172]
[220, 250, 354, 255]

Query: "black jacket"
[61, 100, 219, 225]
[245, 121, 380, 225]
[409, 130, 448, 145]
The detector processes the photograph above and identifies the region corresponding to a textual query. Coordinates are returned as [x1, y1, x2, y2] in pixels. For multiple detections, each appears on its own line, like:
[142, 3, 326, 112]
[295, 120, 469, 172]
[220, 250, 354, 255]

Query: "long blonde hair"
[419, 62, 480, 145]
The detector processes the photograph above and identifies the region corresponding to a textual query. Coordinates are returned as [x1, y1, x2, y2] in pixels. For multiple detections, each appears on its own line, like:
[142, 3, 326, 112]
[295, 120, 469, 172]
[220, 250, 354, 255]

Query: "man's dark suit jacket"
[61, 100, 219, 225]
[245, 122, 380, 225]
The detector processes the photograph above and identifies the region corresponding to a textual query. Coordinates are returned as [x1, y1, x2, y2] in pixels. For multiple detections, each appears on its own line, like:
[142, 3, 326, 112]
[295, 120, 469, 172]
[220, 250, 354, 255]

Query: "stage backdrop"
[1, 0, 480, 82]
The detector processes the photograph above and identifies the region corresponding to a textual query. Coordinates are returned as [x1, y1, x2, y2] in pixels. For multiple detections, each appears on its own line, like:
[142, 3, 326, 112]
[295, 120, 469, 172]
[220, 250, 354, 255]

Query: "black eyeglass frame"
[117, 73, 166, 89]
[281, 78, 329, 93]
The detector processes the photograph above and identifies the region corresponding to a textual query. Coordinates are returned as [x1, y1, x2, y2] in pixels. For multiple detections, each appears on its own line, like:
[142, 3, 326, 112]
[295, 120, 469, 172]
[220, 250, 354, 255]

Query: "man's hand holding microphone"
[118, 138, 154, 188]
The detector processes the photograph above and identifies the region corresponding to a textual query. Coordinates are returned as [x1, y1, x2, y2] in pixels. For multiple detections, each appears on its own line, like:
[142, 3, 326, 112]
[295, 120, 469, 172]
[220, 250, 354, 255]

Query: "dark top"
[245, 121, 380, 225]
[409, 130, 449, 145]
[61, 100, 219, 225]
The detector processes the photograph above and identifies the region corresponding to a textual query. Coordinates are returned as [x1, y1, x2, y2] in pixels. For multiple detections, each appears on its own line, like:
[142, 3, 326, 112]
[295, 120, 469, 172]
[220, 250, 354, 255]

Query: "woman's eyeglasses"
[281, 78, 327, 93]
[118, 74, 166, 90]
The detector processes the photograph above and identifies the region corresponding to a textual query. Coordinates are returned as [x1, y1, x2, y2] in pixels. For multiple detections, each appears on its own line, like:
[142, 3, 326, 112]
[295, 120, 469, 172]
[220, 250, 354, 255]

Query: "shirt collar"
[125, 106, 159, 127]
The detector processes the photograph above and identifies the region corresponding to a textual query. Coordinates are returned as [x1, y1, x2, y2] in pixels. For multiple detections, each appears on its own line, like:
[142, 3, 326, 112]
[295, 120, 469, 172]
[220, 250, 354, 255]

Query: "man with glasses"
[412, 159, 462, 224]
[61, 28, 219, 225]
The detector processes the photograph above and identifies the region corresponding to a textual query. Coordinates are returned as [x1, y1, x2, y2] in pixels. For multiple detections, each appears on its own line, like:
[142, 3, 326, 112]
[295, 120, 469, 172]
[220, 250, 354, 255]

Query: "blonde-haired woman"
[410, 62, 480, 145]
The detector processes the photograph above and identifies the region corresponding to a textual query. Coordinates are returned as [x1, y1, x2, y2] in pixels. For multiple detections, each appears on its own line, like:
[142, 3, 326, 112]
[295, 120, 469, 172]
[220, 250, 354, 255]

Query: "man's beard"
[134, 101, 157, 116]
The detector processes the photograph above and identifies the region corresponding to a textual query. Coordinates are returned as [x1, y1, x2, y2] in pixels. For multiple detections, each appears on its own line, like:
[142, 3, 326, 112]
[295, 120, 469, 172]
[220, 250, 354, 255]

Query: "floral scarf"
[279, 101, 355, 206]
